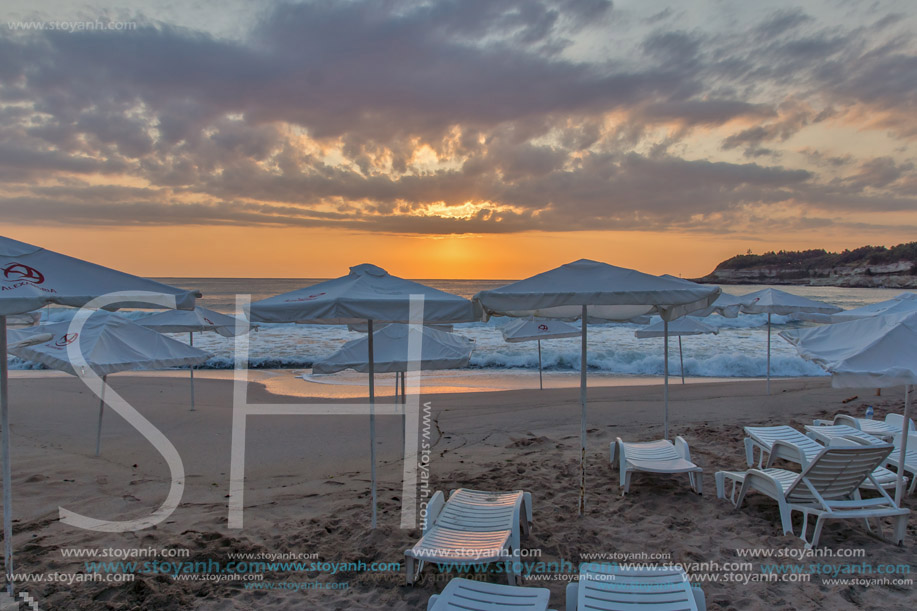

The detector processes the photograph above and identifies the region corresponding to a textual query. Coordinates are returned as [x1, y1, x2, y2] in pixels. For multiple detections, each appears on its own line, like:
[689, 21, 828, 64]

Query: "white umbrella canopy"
[138, 306, 252, 411]
[501, 318, 581, 390]
[8, 312, 210, 377]
[8, 312, 210, 457]
[0, 236, 198, 314]
[249, 263, 478, 529]
[780, 311, 917, 504]
[7, 313, 40, 329]
[476, 260, 719, 322]
[313, 324, 473, 374]
[0, 235, 200, 594]
[830, 292, 917, 323]
[636, 318, 718, 386]
[249, 263, 477, 324]
[474, 259, 720, 515]
[687, 292, 757, 319]
[739, 288, 841, 394]
[137, 306, 248, 337]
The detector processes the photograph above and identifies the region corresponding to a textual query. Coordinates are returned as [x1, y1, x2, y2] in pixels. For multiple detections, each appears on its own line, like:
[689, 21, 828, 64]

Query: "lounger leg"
[744, 438, 757, 468]
[777, 498, 793, 536]
[522, 492, 533, 535]
[893, 514, 907, 545]
[715, 472, 725, 499]
[622, 471, 632, 495]
[808, 515, 826, 549]
[565, 584, 579, 611]
[691, 472, 703, 495]
[405, 556, 416, 585]
[506, 556, 519, 586]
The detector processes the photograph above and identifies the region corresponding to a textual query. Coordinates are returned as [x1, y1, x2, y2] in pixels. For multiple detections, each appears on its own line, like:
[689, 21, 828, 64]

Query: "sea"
[9, 279, 914, 385]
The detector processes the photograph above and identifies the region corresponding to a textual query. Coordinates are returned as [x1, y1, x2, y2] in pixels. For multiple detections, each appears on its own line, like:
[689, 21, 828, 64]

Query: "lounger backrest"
[621, 440, 681, 462]
[812, 425, 885, 446]
[885, 414, 916, 434]
[785, 445, 893, 503]
[431, 578, 550, 610]
[576, 564, 698, 611]
[832, 414, 860, 429]
[435, 489, 522, 533]
[745, 426, 823, 461]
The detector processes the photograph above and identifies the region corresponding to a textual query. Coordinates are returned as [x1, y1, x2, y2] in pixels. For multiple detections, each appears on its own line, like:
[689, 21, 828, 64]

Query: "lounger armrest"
[675, 436, 692, 462]
[693, 586, 707, 611]
[743, 468, 789, 499]
[744, 437, 759, 467]
[423, 491, 445, 535]
[610, 438, 620, 464]
[565, 583, 578, 611]
[427, 594, 439, 610]
[768, 440, 808, 468]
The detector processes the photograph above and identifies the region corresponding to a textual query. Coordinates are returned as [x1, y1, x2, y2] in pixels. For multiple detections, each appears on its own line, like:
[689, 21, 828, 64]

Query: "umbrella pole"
[95, 375, 107, 456]
[367, 319, 377, 529]
[397, 372, 405, 460]
[1, 316, 13, 595]
[895, 385, 910, 506]
[579, 305, 587, 516]
[766, 313, 771, 395]
[538, 339, 543, 390]
[189, 332, 195, 412]
[400, 371, 406, 461]
[664, 320, 669, 440]
[679, 336, 685, 385]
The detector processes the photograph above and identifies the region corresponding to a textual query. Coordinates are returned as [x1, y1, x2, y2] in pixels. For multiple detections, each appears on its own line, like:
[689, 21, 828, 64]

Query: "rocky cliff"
[695, 243, 917, 288]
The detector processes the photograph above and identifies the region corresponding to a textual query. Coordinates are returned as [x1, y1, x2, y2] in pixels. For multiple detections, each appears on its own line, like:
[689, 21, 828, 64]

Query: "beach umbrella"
[0, 235, 198, 593]
[7, 313, 40, 329]
[313, 324, 474, 454]
[501, 318, 580, 390]
[313, 324, 473, 375]
[249, 263, 477, 528]
[138, 306, 251, 411]
[8, 312, 210, 455]
[636, 318, 719, 384]
[687, 292, 757, 319]
[780, 310, 917, 505]
[830, 292, 917, 323]
[739, 288, 841, 394]
[473, 259, 720, 515]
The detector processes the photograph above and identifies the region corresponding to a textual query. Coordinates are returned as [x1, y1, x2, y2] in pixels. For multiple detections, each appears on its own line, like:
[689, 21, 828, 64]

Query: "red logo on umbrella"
[285, 292, 326, 303]
[538, 324, 549, 331]
[3, 263, 44, 285]
[54, 333, 78, 347]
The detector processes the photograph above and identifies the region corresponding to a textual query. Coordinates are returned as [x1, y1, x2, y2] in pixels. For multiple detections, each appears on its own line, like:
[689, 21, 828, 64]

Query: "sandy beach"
[0, 372, 913, 609]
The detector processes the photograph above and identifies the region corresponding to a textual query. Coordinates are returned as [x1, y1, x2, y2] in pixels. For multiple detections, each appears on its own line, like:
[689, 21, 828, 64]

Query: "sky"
[1, 0, 915, 279]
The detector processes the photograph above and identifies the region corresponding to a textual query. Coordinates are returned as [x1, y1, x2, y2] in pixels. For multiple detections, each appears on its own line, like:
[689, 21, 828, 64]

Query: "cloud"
[0, 0, 914, 239]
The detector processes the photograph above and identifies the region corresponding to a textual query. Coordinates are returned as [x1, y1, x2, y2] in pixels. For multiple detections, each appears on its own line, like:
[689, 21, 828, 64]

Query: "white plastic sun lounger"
[716, 441, 909, 548]
[829, 413, 913, 441]
[428, 578, 554, 611]
[611, 437, 703, 495]
[565, 564, 705, 611]
[743, 425, 900, 491]
[405, 488, 533, 585]
[888, 433, 917, 495]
